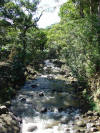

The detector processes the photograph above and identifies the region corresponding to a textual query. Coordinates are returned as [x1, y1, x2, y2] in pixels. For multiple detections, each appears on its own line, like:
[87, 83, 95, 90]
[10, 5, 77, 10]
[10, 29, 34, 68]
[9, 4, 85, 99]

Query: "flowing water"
[10, 60, 85, 133]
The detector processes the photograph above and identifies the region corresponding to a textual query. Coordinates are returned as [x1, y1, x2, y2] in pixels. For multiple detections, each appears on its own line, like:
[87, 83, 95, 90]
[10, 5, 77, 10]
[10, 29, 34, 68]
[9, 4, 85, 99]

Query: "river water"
[10, 60, 86, 133]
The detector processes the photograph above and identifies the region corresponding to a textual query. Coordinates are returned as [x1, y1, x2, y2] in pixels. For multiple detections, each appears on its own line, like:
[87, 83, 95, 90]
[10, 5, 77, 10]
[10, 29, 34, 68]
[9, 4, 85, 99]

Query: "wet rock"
[60, 117, 70, 124]
[5, 101, 11, 108]
[47, 75, 53, 80]
[52, 59, 64, 67]
[58, 107, 64, 112]
[31, 84, 37, 88]
[0, 106, 8, 115]
[39, 92, 44, 97]
[52, 89, 57, 93]
[15, 117, 22, 124]
[76, 120, 86, 127]
[20, 97, 26, 102]
[40, 107, 47, 113]
[27, 126, 37, 132]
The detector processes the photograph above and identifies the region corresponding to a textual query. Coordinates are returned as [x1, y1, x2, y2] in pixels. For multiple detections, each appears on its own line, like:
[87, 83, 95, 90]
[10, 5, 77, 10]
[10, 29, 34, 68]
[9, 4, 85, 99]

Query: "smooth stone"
[27, 126, 37, 132]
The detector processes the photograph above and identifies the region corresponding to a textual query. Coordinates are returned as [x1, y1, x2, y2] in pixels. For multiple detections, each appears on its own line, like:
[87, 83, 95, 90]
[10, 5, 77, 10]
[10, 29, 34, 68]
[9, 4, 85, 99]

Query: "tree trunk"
[79, 2, 84, 18]
[89, 0, 98, 15]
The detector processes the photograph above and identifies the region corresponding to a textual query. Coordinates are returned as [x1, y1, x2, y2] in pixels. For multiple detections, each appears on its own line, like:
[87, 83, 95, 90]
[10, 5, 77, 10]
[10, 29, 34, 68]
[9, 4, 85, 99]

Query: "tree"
[0, 0, 45, 64]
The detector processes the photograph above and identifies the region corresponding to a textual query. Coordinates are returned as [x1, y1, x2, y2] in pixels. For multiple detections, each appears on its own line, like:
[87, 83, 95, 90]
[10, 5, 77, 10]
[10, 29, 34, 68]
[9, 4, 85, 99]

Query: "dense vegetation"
[46, 0, 100, 111]
[0, 0, 47, 102]
[0, 0, 100, 111]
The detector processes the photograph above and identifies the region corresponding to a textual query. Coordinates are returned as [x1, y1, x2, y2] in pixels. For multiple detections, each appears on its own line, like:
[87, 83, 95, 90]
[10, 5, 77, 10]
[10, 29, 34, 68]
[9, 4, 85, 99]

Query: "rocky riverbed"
[0, 59, 100, 133]
[0, 105, 21, 133]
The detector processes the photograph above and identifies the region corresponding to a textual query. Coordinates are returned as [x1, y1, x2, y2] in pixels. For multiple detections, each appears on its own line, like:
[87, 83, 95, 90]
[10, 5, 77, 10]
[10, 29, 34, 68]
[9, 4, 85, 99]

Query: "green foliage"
[0, 0, 47, 102]
[46, 0, 100, 82]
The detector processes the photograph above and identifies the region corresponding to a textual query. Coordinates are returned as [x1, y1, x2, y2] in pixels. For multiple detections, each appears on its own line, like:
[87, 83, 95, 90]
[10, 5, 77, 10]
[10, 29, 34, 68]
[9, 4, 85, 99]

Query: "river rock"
[39, 92, 44, 97]
[0, 106, 8, 115]
[94, 112, 100, 116]
[76, 129, 86, 133]
[86, 111, 93, 116]
[40, 107, 47, 113]
[27, 126, 37, 132]
[60, 117, 71, 124]
[58, 107, 64, 112]
[60, 70, 66, 75]
[31, 84, 37, 88]
[20, 97, 26, 102]
[93, 116, 99, 121]
[5, 101, 11, 108]
[66, 128, 70, 131]
[90, 127, 99, 132]
[76, 120, 86, 127]
[0, 114, 20, 133]
[52, 89, 57, 93]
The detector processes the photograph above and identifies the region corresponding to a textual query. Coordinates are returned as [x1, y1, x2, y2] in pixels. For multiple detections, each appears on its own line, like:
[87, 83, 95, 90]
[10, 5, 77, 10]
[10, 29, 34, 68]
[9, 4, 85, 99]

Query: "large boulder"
[0, 113, 20, 133]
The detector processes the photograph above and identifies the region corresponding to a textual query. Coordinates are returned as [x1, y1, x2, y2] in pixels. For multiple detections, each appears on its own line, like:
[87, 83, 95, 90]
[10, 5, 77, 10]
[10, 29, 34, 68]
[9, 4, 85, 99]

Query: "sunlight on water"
[11, 60, 81, 133]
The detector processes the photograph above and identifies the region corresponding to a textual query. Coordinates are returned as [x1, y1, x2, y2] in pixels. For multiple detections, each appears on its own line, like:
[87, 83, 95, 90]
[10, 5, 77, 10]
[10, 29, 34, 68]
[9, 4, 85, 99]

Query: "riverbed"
[10, 60, 100, 133]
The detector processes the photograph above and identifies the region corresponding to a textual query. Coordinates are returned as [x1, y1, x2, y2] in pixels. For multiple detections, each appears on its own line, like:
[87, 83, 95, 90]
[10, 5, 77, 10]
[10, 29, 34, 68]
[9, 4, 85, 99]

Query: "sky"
[37, 0, 66, 28]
